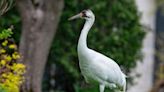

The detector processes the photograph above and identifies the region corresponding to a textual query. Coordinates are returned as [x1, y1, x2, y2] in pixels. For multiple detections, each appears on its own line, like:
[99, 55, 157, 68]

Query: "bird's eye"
[81, 10, 89, 18]
[82, 11, 87, 17]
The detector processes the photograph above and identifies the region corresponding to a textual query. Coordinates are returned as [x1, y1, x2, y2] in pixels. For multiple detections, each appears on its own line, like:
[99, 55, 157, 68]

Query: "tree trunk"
[16, 0, 64, 92]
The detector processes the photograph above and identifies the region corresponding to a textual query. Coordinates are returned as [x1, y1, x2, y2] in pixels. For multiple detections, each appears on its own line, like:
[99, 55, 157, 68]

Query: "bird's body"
[78, 48, 126, 87]
[69, 9, 126, 92]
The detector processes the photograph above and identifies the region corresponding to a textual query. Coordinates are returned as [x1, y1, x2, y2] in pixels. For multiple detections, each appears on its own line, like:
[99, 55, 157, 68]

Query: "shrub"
[0, 28, 25, 92]
[0, 0, 145, 92]
[44, 0, 145, 92]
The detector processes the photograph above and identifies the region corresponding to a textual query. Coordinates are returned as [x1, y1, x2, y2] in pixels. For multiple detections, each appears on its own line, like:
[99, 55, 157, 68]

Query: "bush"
[44, 0, 145, 92]
[0, 28, 25, 92]
[0, 0, 145, 92]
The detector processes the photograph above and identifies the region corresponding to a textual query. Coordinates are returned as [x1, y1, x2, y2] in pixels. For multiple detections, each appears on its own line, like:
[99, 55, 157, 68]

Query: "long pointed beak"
[68, 13, 82, 21]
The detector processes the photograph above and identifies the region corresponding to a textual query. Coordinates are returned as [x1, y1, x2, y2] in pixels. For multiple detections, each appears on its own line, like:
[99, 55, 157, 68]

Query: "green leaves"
[0, 0, 145, 91]
[0, 84, 7, 92]
[46, 0, 145, 91]
[0, 28, 13, 39]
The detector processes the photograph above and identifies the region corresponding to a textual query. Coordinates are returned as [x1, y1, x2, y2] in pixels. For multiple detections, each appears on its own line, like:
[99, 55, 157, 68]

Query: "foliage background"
[0, 1, 25, 92]
[0, 0, 145, 92]
[0, 28, 25, 92]
[44, 0, 145, 92]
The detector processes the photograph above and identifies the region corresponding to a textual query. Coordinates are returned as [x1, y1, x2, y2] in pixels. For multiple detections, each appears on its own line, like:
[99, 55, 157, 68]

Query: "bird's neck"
[78, 19, 95, 51]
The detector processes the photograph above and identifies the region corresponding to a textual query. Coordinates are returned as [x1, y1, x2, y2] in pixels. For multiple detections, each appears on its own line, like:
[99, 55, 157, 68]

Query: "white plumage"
[69, 9, 126, 92]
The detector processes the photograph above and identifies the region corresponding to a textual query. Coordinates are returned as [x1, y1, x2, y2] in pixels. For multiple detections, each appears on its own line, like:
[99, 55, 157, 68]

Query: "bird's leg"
[99, 84, 105, 92]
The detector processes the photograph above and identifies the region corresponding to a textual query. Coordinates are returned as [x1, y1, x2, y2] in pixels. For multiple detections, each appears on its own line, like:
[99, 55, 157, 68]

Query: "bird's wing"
[88, 49, 125, 84]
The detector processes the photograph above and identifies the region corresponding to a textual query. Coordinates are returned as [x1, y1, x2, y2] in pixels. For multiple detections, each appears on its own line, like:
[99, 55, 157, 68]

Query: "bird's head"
[68, 9, 95, 21]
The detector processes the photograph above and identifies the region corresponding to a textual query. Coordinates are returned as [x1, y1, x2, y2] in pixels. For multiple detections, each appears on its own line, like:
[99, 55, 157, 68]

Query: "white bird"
[69, 9, 127, 92]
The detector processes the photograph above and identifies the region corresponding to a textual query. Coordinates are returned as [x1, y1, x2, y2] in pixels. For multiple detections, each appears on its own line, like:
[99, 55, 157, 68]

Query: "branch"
[0, 0, 14, 16]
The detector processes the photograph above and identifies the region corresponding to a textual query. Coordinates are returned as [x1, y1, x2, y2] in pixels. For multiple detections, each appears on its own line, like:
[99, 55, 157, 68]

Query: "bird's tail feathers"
[122, 73, 129, 78]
